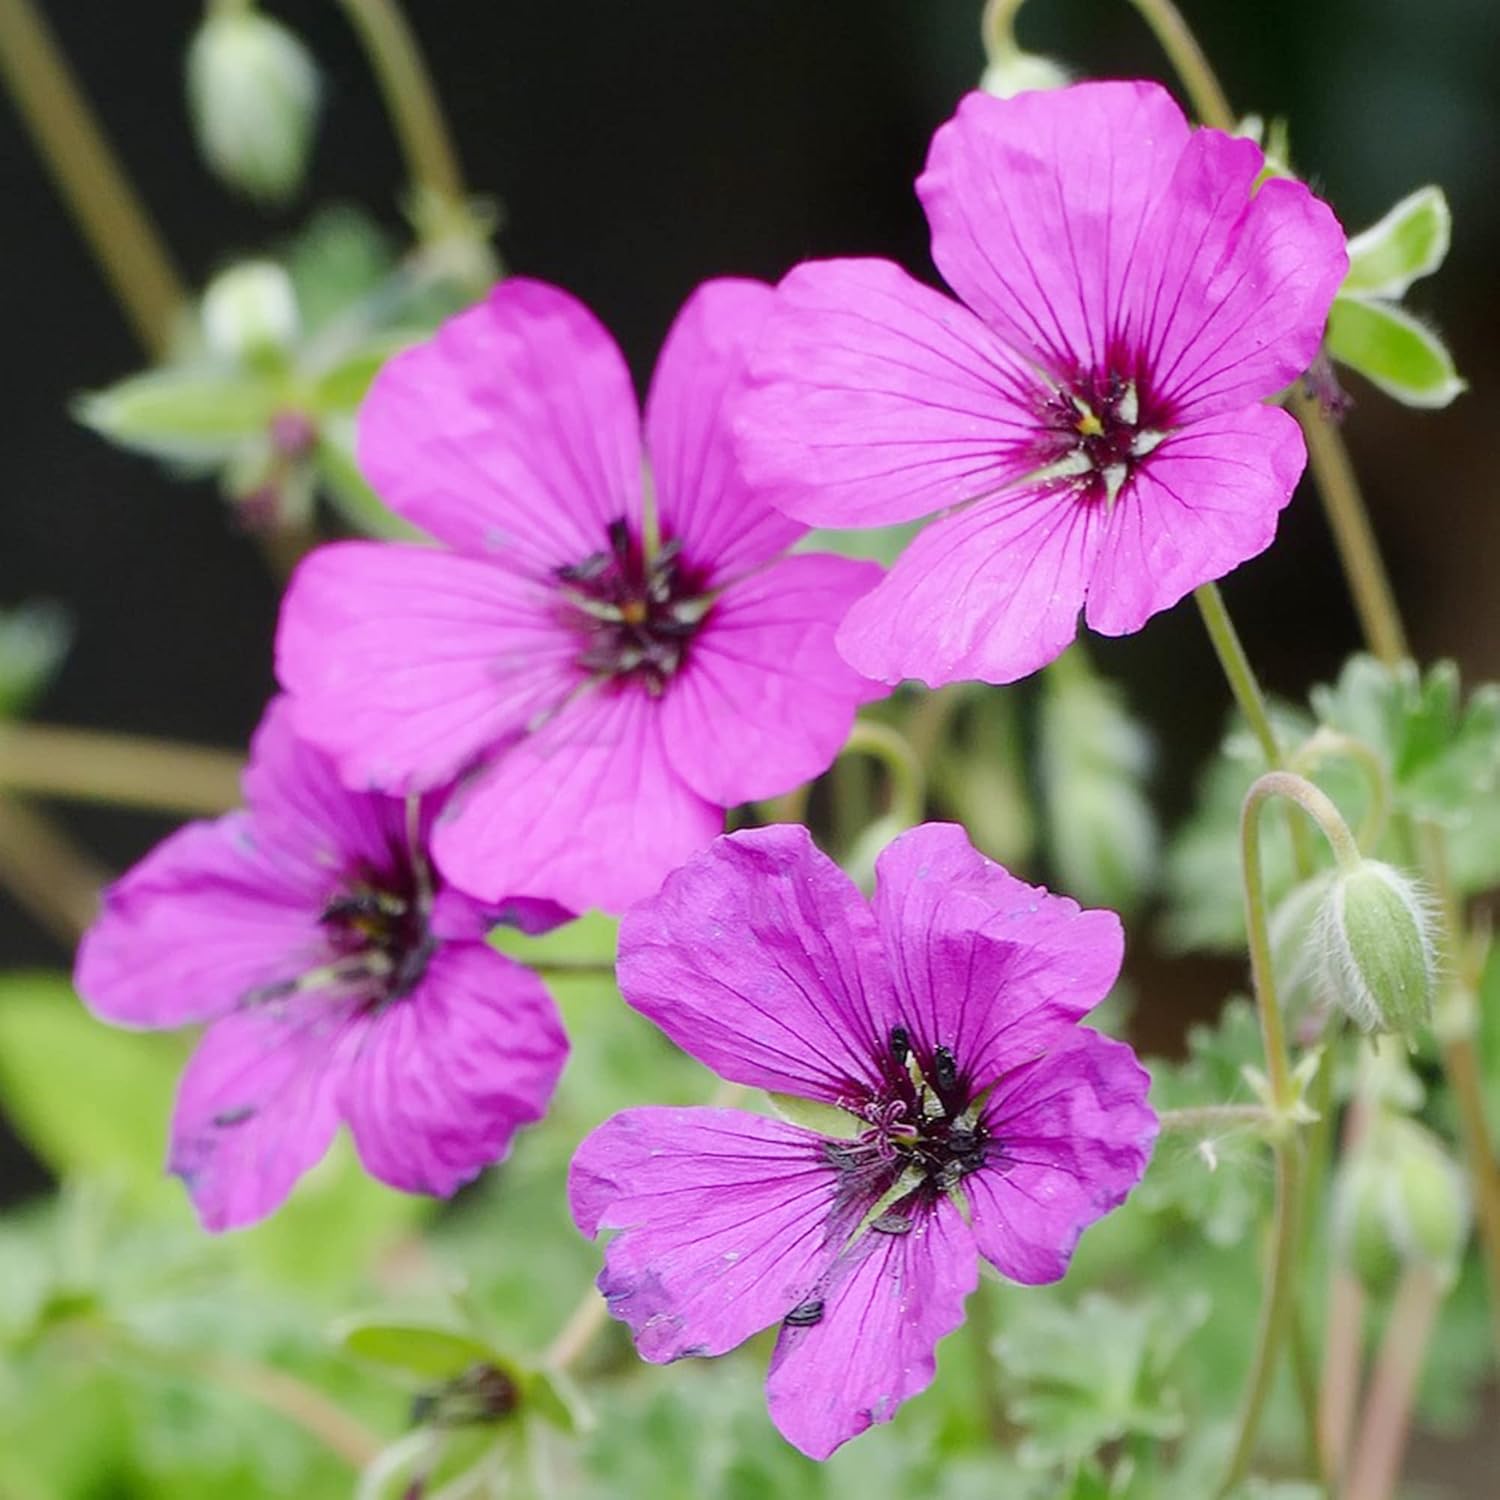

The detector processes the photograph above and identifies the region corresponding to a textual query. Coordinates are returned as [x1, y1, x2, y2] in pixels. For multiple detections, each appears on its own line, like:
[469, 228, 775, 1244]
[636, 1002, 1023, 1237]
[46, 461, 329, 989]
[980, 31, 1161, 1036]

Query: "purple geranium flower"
[734, 80, 1348, 687]
[569, 822, 1156, 1459]
[74, 698, 569, 1231]
[276, 277, 883, 914]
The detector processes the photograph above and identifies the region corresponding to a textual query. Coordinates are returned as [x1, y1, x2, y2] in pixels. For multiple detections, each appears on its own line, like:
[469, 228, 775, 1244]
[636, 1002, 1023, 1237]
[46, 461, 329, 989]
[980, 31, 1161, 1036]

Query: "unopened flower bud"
[1335, 1118, 1469, 1293]
[187, 4, 320, 204]
[201, 261, 300, 364]
[1317, 860, 1434, 1037]
[980, 51, 1071, 100]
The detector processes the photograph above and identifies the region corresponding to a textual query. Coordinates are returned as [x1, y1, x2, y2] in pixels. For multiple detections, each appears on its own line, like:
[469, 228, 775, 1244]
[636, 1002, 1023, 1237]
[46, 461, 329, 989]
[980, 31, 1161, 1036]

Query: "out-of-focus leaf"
[285, 205, 398, 331]
[0, 601, 72, 718]
[796, 520, 922, 566]
[306, 331, 414, 415]
[333, 1317, 501, 1382]
[1326, 295, 1465, 408]
[313, 427, 422, 540]
[1039, 646, 1158, 914]
[1341, 186, 1451, 300]
[76, 365, 282, 464]
[0, 975, 183, 1198]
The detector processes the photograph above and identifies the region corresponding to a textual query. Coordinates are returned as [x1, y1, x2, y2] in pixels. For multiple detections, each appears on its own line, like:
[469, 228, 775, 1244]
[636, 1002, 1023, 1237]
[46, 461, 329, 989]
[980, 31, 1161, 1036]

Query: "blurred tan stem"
[1319, 1271, 1366, 1481]
[0, 795, 107, 941]
[0, 724, 244, 817]
[0, 0, 186, 357]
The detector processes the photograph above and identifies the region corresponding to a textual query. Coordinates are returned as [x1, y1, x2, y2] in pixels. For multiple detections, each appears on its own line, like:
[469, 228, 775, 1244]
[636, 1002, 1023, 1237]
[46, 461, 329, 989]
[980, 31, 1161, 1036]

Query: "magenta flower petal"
[736, 257, 1043, 528]
[616, 824, 897, 1102]
[432, 686, 721, 914]
[1085, 403, 1305, 637]
[170, 1000, 356, 1231]
[341, 944, 567, 1196]
[76, 696, 568, 1231]
[919, 82, 1191, 372]
[569, 1107, 843, 1362]
[765, 1196, 978, 1459]
[356, 278, 642, 568]
[278, 541, 577, 794]
[646, 278, 805, 576]
[967, 1029, 1158, 1284]
[834, 485, 1102, 687]
[76, 815, 323, 1029]
[872, 822, 1123, 1076]
[659, 553, 882, 805]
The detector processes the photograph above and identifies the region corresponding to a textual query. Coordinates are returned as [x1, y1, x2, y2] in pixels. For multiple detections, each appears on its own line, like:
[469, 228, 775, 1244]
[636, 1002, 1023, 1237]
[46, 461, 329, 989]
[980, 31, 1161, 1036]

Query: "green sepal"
[76, 364, 282, 464]
[765, 1092, 859, 1139]
[1342, 186, 1451, 300]
[1326, 295, 1465, 408]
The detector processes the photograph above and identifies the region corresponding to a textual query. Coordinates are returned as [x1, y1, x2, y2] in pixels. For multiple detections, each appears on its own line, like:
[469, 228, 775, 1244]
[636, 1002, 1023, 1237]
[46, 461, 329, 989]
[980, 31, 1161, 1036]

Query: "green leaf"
[1341, 185, 1451, 300]
[333, 1316, 501, 1381]
[284, 205, 398, 331]
[76, 365, 282, 464]
[1039, 645, 1158, 914]
[0, 974, 184, 1197]
[0, 601, 71, 719]
[314, 425, 423, 540]
[1326, 295, 1465, 408]
[795, 519, 923, 566]
[306, 330, 416, 415]
[527, 1366, 590, 1435]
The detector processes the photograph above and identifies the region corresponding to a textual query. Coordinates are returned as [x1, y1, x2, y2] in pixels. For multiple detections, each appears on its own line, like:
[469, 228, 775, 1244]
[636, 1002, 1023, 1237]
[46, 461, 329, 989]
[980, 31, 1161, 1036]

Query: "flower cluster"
[72, 74, 1352, 1458]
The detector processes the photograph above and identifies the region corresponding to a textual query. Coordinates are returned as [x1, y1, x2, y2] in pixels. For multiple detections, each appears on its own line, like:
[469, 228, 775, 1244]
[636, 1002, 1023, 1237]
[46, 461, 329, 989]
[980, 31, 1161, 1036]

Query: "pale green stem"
[1290, 729, 1392, 853]
[0, 0, 187, 357]
[1159, 1104, 1272, 1132]
[334, 0, 465, 208]
[1193, 583, 1281, 768]
[1123, 0, 1235, 130]
[841, 718, 926, 831]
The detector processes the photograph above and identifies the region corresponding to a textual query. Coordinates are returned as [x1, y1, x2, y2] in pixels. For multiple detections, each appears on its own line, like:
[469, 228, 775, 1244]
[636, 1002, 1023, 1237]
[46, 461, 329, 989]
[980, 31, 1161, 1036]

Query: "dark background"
[1, 0, 1496, 1156]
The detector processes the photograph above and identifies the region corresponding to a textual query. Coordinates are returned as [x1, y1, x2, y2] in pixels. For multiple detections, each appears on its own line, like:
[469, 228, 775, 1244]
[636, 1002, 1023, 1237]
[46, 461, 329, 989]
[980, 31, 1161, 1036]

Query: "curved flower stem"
[0, 0, 186, 358]
[1123, 0, 1235, 130]
[335, 0, 465, 210]
[1290, 388, 1409, 668]
[841, 718, 926, 831]
[1290, 729, 1392, 853]
[0, 723, 245, 817]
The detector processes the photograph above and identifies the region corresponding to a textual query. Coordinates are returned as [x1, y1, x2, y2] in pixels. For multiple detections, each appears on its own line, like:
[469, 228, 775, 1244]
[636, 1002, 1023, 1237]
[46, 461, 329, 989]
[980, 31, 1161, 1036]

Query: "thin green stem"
[1289, 1304, 1328, 1489]
[335, 0, 465, 208]
[1194, 583, 1281, 768]
[1124, 0, 1235, 130]
[841, 718, 926, 831]
[1158, 1104, 1272, 1133]
[1290, 729, 1392, 853]
[0, 0, 187, 357]
[1290, 387, 1409, 667]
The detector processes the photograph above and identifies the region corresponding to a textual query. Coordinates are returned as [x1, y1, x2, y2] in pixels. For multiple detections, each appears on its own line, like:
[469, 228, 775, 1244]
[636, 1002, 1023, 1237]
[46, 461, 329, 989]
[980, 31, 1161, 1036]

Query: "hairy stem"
[335, 0, 465, 209]
[1158, 1104, 1273, 1132]
[0, 0, 186, 357]
[1290, 729, 1392, 853]
[0, 723, 245, 817]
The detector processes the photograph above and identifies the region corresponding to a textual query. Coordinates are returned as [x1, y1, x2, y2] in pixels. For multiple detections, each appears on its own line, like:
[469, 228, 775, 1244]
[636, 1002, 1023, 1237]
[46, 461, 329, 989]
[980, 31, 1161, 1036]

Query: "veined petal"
[919, 82, 1192, 373]
[646, 277, 804, 578]
[871, 823, 1123, 1087]
[170, 999, 358, 1231]
[432, 685, 720, 915]
[356, 278, 643, 570]
[835, 483, 1101, 688]
[341, 944, 567, 1197]
[968, 1028, 1156, 1284]
[617, 825, 899, 1102]
[659, 553, 884, 806]
[570, 1107, 842, 1362]
[735, 258, 1044, 528]
[765, 1194, 977, 1459]
[1084, 403, 1304, 637]
[277, 540, 577, 794]
[75, 814, 329, 1029]
[1125, 131, 1347, 420]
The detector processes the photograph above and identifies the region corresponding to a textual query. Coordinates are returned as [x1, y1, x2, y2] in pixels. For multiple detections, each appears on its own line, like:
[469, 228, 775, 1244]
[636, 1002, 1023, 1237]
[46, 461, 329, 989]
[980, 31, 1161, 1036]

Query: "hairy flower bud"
[1316, 860, 1434, 1036]
[187, 5, 320, 204]
[201, 261, 300, 364]
[1335, 1118, 1469, 1293]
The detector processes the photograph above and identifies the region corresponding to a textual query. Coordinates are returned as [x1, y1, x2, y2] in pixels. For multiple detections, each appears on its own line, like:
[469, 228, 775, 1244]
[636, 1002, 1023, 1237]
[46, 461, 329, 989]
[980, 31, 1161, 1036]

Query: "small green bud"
[980, 51, 1071, 99]
[187, 5, 320, 204]
[1335, 1118, 1469, 1294]
[1317, 860, 1434, 1036]
[201, 260, 300, 364]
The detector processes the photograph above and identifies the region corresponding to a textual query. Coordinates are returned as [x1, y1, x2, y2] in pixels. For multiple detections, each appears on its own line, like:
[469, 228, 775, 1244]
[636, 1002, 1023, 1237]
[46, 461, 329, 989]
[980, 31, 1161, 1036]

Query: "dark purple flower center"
[1038, 368, 1167, 508]
[318, 864, 433, 1005]
[557, 518, 712, 694]
[823, 1026, 992, 1228]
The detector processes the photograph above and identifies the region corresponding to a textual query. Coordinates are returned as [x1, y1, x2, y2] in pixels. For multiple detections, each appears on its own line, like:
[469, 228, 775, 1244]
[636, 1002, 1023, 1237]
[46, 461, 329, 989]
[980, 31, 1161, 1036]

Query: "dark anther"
[934, 1045, 958, 1094]
[871, 1212, 913, 1236]
[784, 1298, 825, 1328]
[410, 1363, 520, 1429]
[823, 1141, 860, 1171]
[605, 516, 631, 556]
[210, 1106, 256, 1129]
[889, 1025, 910, 1065]
[946, 1127, 981, 1157]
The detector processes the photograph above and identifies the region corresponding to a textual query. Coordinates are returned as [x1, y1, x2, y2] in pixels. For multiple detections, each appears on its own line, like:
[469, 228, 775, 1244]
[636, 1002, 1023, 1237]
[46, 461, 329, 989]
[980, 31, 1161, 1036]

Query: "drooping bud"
[1268, 871, 1333, 1021]
[1334, 1117, 1469, 1294]
[201, 260, 301, 365]
[978, 0, 1070, 99]
[187, 3, 321, 205]
[1316, 860, 1434, 1037]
